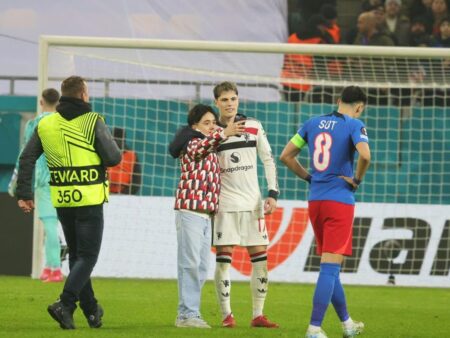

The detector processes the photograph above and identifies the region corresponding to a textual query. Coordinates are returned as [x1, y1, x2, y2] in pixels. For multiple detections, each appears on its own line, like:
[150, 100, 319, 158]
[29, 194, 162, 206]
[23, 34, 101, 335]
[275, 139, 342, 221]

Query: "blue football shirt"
[294, 111, 369, 205]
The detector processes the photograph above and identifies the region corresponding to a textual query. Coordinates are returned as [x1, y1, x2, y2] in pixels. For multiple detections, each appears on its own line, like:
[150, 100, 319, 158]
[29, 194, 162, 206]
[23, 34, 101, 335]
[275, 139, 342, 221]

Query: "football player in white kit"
[212, 82, 280, 328]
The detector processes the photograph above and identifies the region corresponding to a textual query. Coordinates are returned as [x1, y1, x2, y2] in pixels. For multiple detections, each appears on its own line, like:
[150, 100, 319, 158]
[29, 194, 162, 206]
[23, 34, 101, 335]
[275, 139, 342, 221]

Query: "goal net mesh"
[41, 39, 450, 283]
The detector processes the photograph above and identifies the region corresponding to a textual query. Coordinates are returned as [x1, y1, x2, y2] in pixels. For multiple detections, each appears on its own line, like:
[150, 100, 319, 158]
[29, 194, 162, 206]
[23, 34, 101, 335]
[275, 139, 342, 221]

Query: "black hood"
[56, 96, 92, 120]
[169, 125, 205, 158]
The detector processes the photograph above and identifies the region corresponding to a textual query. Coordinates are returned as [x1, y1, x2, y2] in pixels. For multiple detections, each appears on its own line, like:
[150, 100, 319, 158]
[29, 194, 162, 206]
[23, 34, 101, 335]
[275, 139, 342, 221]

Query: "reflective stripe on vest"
[38, 112, 108, 207]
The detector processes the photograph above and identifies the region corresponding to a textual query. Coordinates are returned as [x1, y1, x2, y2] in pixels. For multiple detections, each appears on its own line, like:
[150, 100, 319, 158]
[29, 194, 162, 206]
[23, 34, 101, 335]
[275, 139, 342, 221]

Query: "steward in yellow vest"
[39, 112, 109, 207]
[16, 76, 121, 330]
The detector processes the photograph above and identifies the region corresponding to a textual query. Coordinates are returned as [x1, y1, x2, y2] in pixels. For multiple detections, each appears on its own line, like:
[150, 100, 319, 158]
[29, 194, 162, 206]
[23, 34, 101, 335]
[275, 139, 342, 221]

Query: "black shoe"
[47, 301, 75, 329]
[85, 304, 103, 328]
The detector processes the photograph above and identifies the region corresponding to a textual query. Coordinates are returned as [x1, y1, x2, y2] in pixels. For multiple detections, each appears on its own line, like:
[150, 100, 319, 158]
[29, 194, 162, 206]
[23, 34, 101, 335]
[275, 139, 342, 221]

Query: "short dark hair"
[320, 4, 338, 21]
[213, 81, 238, 99]
[61, 76, 86, 97]
[340, 86, 367, 104]
[41, 88, 60, 105]
[187, 104, 217, 126]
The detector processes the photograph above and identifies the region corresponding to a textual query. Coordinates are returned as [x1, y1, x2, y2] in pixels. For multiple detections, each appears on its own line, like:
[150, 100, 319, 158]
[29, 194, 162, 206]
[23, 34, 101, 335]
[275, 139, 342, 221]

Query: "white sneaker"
[175, 317, 211, 328]
[343, 321, 364, 338]
[305, 328, 328, 338]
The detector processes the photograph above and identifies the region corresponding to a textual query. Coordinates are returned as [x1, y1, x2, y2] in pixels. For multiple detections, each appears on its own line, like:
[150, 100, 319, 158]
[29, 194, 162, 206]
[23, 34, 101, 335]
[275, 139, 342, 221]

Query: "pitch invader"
[280, 86, 371, 338]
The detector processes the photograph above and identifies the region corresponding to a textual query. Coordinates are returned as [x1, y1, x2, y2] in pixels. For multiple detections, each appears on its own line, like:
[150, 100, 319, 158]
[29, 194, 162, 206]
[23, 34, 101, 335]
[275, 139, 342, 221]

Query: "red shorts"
[308, 200, 354, 256]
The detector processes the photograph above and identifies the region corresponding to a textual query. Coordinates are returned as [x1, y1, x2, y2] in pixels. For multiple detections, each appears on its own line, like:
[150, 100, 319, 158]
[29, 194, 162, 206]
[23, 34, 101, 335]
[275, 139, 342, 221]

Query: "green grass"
[0, 276, 448, 337]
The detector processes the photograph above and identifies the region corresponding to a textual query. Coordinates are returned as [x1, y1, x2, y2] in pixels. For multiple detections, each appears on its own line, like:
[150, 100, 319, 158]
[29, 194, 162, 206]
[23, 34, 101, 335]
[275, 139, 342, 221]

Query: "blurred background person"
[8, 88, 63, 283]
[430, 0, 449, 34]
[108, 127, 142, 195]
[409, 0, 434, 21]
[409, 15, 435, 46]
[433, 17, 450, 46]
[382, 0, 411, 45]
[320, 4, 341, 43]
[353, 11, 395, 45]
[281, 14, 332, 102]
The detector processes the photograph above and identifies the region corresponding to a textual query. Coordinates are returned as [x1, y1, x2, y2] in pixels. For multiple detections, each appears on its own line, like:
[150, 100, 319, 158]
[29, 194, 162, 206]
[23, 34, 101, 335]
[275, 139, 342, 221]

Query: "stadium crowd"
[282, 0, 450, 105]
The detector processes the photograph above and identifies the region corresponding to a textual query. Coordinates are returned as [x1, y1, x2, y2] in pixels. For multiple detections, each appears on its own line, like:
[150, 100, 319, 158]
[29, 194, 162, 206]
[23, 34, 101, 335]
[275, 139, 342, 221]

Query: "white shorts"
[212, 210, 269, 246]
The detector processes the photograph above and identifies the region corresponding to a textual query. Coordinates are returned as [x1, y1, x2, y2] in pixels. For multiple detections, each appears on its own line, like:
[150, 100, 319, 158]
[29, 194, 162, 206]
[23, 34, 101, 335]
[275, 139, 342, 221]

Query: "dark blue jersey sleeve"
[298, 119, 310, 142]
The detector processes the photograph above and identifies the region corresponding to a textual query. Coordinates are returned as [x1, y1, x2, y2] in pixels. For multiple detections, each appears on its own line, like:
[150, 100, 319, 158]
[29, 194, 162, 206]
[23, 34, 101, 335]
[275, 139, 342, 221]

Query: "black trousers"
[56, 204, 104, 313]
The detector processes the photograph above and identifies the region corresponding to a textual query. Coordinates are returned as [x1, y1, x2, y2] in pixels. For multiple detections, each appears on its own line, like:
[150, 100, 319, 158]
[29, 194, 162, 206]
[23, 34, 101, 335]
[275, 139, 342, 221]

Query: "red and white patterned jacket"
[170, 127, 226, 214]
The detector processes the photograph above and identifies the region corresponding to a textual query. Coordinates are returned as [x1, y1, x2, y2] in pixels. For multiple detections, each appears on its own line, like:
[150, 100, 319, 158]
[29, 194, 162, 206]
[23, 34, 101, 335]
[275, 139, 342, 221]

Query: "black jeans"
[56, 204, 104, 313]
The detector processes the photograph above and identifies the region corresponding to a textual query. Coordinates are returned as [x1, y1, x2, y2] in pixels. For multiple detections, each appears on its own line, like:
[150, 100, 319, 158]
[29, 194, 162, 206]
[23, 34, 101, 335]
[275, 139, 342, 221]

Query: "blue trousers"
[175, 210, 211, 319]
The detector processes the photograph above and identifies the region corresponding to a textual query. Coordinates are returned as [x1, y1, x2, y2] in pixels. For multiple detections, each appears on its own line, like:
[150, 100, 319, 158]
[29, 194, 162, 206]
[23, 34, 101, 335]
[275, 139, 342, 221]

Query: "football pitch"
[0, 276, 448, 338]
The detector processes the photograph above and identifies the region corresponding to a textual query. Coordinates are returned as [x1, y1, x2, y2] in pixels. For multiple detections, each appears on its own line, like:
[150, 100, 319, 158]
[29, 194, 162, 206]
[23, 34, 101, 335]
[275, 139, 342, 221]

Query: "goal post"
[35, 35, 450, 286]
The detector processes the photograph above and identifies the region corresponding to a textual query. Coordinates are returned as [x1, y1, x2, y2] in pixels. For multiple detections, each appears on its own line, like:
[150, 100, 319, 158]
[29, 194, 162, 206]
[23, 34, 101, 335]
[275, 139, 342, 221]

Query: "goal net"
[36, 36, 450, 286]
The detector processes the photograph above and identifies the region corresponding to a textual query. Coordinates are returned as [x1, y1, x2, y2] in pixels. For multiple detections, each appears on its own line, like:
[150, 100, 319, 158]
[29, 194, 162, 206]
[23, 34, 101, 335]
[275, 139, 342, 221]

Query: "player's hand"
[18, 199, 34, 213]
[339, 176, 358, 191]
[264, 197, 277, 215]
[223, 120, 246, 137]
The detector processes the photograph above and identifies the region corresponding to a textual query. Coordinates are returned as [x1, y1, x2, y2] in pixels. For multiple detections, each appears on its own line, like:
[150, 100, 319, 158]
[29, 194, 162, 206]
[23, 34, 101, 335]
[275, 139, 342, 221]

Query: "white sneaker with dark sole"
[175, 317, 211, 328]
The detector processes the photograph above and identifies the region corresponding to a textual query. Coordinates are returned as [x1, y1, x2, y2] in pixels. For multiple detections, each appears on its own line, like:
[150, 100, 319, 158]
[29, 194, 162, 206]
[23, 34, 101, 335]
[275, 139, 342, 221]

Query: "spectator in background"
[353, 11, 396, 45]
[362, 0, 385, 11]
[433, 17, 450, 46]
[281, 14, 331, 102]
[9, 88, 64, 283]
[372, 4, 388, 29]
[409, 15, 435, 46]
[352, 11, 394, 106]
[298, 0, 337, 23]
[382, 0, 411, 45]
[320, 4, 341, 43]
[409, 0, 434, 20]
[108, 127, 142, 195]
[346, 4, 393, 44]
[431, 0, 449, 34]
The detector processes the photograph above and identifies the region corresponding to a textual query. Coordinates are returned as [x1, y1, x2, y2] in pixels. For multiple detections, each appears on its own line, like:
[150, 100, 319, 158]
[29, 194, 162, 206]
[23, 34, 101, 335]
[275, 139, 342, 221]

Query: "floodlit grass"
[0, 276, 448, 337]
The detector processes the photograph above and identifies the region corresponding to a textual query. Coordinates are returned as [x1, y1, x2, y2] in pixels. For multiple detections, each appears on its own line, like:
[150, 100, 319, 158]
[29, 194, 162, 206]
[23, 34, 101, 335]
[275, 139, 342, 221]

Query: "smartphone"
[234, 115, 246, 123]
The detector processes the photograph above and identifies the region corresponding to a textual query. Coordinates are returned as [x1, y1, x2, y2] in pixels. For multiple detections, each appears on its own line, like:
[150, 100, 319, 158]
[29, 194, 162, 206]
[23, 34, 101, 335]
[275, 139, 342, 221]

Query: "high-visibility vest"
[38, 112, 108, 207]
[326, 23, 341, 44]
[281, 34, 322, 92]
[108, 150, 137, 193]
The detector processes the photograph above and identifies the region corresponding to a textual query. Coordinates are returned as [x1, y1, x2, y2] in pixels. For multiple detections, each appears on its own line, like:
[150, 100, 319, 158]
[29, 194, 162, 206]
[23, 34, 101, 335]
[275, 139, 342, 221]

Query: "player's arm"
[280, 134, 311, 183]
[354, 141, 371, 182]
[256, 122, 279, 194]
[341, 121, 371, 189]
[9, 119, 35, 197]
[186, 130, 225, 161]
[256, 122, 279, 214]
[187, 122, 245, 160]
[340, 142, 370, 190]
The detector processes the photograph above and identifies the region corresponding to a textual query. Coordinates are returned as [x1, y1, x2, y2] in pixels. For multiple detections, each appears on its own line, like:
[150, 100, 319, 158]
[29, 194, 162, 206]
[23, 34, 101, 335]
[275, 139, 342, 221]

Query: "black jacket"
[168, 125, 205, 158]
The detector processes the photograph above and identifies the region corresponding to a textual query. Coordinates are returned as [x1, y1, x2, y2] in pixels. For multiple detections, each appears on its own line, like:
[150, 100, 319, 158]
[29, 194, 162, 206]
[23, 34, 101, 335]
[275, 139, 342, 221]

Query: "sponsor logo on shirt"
[220, 164, 254, 174]
[230, 152, 241, 163]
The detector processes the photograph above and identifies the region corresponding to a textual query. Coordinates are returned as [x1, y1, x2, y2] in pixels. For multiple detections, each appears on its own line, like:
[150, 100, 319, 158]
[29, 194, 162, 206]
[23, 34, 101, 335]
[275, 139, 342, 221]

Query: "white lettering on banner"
[94, 196, 450, 287]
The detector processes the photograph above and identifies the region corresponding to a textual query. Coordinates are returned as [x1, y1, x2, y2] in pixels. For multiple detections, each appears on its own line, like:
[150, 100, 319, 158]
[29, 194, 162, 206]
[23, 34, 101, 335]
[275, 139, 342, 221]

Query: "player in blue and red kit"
[280, 86, 371, 338]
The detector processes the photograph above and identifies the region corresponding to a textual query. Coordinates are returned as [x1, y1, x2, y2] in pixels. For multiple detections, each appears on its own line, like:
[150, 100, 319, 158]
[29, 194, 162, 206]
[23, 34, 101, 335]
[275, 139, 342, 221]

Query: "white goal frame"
[33, 35, 449, 279]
